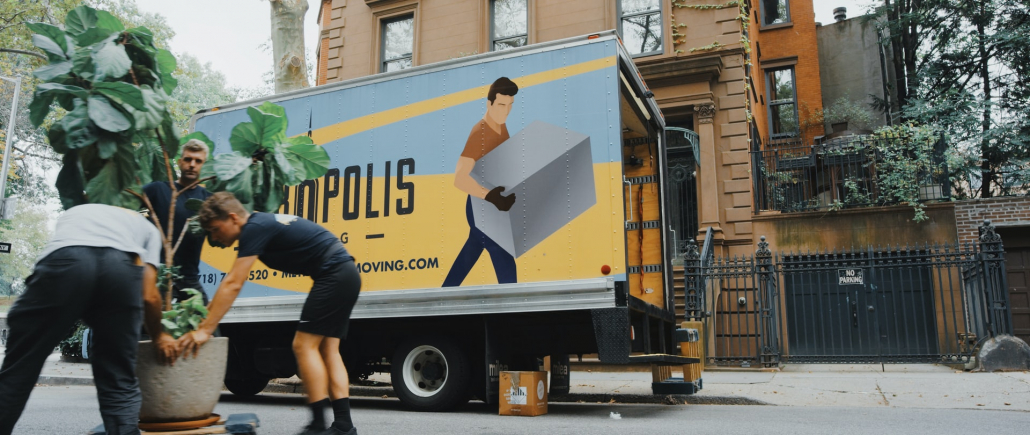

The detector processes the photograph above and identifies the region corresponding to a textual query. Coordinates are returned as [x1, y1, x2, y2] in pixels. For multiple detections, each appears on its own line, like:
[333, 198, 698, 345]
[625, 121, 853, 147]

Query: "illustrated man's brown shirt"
[460, 119, 509, 161]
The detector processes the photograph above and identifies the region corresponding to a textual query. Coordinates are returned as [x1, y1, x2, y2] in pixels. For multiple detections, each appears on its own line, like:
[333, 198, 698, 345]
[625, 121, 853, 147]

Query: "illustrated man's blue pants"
[442, 196, 517, 286]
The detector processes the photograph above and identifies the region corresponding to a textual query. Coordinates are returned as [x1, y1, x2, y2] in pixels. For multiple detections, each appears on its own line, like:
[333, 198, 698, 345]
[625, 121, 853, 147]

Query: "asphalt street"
[12, 386, 1030, 435]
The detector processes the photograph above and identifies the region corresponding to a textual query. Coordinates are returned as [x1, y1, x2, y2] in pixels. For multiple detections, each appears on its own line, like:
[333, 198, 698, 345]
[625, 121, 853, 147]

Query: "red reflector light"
[601, 265, 611, 275]
[588, 34, 600, 39]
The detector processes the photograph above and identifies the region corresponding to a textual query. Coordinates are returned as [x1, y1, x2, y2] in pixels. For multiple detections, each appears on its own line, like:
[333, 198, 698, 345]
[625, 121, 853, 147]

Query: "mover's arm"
[142, 263, 178, 365]
[453, 156, 490, 199]
[178, 255, 258, 357]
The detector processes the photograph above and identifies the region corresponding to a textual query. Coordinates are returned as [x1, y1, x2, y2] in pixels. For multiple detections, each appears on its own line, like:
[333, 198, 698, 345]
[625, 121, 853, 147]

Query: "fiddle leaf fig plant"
[29, 5, 331, 311]
[202, 101, 331, 213]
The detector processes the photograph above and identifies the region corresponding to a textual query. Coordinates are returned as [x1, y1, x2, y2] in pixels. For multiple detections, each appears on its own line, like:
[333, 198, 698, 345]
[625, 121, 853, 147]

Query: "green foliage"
[202, 101, 330, 213]
[0, 203, 52, 297]
[160, 288, 208, 339]
[58, 321, 88, 358]
[871, 124, 949, 222]
[28, 5, 181, 210]
[823, 97, 876, 131]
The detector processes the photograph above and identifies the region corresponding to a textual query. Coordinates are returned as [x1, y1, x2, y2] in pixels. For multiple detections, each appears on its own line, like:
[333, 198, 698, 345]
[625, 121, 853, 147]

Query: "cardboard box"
[499, 371, 548, 416]
[470, 120, 596, 258]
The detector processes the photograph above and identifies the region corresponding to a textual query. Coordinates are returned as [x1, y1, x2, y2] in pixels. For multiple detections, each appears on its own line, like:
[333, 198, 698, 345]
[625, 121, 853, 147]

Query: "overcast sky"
[133, 0, 321, 91]
[131, 0, 873, 91]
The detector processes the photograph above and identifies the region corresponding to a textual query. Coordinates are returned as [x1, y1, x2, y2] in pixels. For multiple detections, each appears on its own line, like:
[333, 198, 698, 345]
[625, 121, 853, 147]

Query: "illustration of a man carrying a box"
[441, 77, 520, 287]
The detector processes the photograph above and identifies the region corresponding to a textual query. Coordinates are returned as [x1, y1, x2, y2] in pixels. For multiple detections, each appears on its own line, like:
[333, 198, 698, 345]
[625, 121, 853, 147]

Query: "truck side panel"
[193, 40, 629, 298]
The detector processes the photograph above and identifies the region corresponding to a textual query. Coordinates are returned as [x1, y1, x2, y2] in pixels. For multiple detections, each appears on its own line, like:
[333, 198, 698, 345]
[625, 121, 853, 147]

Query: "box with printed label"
[499, 371, 548, 416]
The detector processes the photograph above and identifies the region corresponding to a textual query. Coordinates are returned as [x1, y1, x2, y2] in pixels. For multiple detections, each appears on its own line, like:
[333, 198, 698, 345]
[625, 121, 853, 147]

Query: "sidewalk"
[8, 348, 1029, 411]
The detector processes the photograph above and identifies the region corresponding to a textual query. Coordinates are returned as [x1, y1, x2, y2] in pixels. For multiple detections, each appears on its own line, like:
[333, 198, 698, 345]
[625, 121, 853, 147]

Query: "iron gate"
[685, 220, 1012, 366]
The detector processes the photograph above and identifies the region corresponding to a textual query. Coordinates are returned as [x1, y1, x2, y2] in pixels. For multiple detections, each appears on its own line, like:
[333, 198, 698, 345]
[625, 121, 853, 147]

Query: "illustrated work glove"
[486, 186, 516, 211]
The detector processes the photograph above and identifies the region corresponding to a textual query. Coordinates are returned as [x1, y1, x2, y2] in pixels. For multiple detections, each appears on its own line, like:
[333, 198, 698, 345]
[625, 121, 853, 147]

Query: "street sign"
[838, 268, 864, 285]
[0, 242, 10, 253]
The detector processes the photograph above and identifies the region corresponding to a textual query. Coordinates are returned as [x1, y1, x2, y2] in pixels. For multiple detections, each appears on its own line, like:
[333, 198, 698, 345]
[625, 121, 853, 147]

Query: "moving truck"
[191, 31, 699, 411]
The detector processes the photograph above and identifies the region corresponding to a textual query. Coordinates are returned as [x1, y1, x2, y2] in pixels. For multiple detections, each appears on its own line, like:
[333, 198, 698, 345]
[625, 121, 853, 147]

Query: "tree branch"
[176, 176, 216, 194]
[0, 48, 46, 61]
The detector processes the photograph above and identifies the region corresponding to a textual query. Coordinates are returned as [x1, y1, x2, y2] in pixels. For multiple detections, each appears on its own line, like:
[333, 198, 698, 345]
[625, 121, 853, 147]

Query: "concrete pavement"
[7, 347, 1028, 411]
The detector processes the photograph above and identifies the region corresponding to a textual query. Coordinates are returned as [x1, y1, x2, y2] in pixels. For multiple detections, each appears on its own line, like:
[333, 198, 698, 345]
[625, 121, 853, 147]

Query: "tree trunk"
[976, 0, 993, 198]
[270, 0, 309, 94]
[885, 0, 909, 110]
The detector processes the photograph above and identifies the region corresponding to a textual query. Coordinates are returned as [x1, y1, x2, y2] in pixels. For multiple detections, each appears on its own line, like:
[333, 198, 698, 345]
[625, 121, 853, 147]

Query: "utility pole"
[0, 76, 20, 219]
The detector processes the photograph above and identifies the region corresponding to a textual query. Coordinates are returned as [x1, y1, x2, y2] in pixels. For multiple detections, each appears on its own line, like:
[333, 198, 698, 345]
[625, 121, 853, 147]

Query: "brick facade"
[954, 196, 1030, 246]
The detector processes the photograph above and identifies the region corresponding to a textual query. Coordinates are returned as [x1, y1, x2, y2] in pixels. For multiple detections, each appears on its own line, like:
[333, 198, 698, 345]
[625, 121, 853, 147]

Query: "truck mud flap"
[591, 307, 631, 364]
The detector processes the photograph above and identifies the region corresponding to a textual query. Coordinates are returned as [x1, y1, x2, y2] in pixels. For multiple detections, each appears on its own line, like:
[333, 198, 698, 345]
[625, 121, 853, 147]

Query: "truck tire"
[224, 377, 270, 396]
[391, 337, 471, 412]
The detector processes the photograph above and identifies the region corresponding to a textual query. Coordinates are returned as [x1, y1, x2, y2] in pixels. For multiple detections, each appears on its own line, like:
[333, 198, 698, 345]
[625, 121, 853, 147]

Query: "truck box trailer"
[191, 31, 699, 411]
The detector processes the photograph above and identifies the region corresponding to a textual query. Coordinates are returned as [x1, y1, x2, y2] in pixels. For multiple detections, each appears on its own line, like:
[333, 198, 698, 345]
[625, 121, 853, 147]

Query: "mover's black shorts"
[298, 252, 361, 338]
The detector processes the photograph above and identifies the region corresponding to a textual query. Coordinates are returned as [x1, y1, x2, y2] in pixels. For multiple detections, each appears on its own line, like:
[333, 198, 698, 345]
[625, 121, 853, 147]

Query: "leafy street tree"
[875, 0, 1030, 197]
[27, 5, 330, 308]
[0, 203, 50, 298]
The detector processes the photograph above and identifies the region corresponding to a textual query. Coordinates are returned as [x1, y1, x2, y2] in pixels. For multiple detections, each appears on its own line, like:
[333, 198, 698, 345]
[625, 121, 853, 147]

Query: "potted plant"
[822, 96, 876, 137]
[27, 5, 329, 426]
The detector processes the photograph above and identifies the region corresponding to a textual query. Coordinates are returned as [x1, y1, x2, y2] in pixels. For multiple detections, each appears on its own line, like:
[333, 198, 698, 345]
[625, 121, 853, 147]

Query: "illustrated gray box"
[469, 120, 596, 258]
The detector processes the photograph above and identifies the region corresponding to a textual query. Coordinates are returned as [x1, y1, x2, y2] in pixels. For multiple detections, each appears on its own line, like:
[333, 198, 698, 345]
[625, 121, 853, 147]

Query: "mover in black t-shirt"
[182, 192, 360, 435]
[142, 139, 213, 303]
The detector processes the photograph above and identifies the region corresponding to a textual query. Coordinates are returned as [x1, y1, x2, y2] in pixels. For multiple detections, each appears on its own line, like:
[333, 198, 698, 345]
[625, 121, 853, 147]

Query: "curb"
[36, 375, 94, 386]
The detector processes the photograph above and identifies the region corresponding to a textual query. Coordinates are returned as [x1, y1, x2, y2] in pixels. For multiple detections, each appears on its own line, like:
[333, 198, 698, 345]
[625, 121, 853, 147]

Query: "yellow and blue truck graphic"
[191, 31, 700, 410]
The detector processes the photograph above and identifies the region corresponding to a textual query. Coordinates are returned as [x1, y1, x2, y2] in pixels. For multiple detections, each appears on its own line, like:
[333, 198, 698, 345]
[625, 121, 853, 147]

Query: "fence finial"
[979, 220, 1001, 244]
[683, 238, 700, 261]
[757, 236, 771, 258]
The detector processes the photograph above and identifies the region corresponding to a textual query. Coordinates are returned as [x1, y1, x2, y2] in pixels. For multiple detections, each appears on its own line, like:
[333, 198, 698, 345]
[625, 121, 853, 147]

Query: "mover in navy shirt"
[142, 139, 213, 302]
[183, 192, 360, 435]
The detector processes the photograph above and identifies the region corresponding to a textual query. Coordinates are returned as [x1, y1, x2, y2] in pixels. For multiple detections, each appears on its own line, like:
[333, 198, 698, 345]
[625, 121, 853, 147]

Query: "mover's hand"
[178, 329, 211, 359]
[154, 332, 178, 366]
[486, 186, 516, 211]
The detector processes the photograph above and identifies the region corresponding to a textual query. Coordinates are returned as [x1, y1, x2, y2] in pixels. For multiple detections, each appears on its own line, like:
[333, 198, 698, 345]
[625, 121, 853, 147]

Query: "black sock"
[308, 398, 330, 429]
[330, 398, 353, 431]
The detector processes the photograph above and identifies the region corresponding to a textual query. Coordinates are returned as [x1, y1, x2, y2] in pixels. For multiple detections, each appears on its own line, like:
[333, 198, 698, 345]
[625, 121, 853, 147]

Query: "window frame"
[759, 0, 792, 28]
[765, 66, 799, 139]
[380, 14, 415, 73]
[490, 0, 529, 52]
[616, 0, 664, 58]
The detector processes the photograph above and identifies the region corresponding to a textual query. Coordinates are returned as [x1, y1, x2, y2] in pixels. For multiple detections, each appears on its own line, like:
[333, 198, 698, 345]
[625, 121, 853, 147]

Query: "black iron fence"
[684, 221, 1012, 367]
[752, 133, 950, 213]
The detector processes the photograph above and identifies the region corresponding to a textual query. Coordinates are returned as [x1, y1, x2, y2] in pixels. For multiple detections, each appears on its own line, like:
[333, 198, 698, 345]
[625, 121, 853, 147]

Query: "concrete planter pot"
[136, 337, 228, 422]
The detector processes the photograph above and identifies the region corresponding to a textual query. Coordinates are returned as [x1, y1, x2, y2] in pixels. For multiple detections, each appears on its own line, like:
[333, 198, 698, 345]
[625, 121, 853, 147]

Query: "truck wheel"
[391, 338, 471, 412]
[224, 377, 270, 396]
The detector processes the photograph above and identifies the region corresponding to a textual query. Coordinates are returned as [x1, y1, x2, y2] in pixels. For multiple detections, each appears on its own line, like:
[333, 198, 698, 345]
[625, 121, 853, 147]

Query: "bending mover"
[179, 192, 361, 435]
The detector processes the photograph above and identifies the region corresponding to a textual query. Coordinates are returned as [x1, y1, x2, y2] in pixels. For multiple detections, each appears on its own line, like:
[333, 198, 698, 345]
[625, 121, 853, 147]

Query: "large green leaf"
[126, 27, 154, 47]
[87, 95, 132, 132]
[85, 140, 137, 206]
[47, 122, 68, 154]
[60, 103, 97, 150]
[229, 122, 262, 155]
[32, 61, 72, 81]
[225, 166, 254, 205]
[134, 139, 167, 185]
[75, 27, 115, 47]
[126, 86, 166, 130]
[155, 49, 178, 94]
[95, 10, 125, 34]
[71, 49, 94, 80]
[26, 22, 68, 55]
[56, 151, 86, 210]
[96, 133, 118, 159]
[65, 6, 98, 35]
[185, 198, 204, 212]
[36, 83, 88, 99]
[93, 82, 145, 111]
[256, 101, 287, 118]
[30, 34, 67, 62]
[261, 166, 284, 213]
[159, 117, 181, 156]
[29, 92, 55, 128]
[204, 152, 252, 180]
[284, 140, 331, 179]
[247, 106, 287, 147]
[93, 42, 131, 81]
[180, 131, 215, 149]
[269, 147, 302, 185]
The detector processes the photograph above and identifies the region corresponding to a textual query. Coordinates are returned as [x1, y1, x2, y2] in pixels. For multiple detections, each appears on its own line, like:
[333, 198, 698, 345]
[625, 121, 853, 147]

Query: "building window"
[381, 15, 414, 72]
[491, 0, 527, 51]
[760, 0, 790, 26]
[618, 0, 662, 56]
[766, 67, 798, 137]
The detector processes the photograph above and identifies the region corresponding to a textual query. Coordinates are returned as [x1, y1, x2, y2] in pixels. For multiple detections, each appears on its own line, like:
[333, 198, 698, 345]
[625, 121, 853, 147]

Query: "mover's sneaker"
[322, 426, 357, 435]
